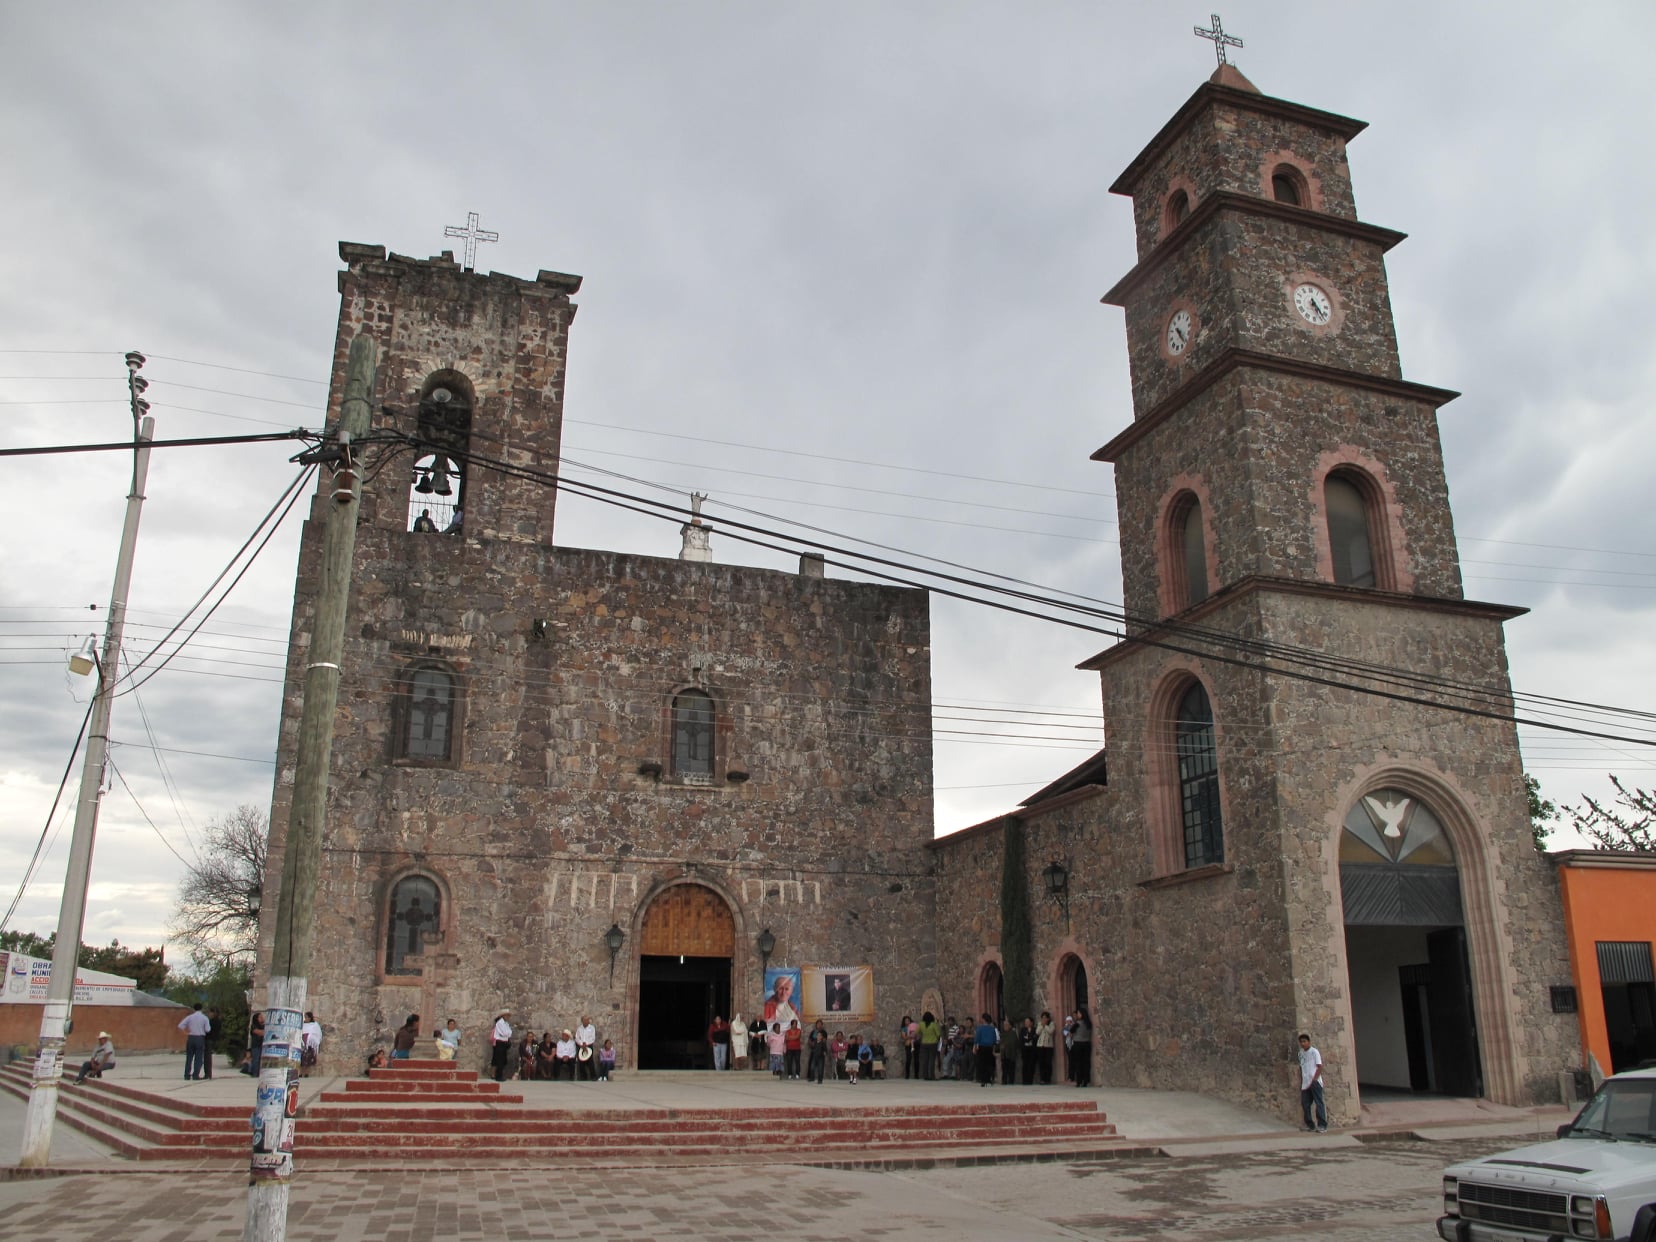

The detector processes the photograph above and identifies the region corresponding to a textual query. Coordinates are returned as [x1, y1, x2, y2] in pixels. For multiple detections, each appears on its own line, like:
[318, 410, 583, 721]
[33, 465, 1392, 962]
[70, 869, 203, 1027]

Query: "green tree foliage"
[0, 930, 169, 991]
[0, 929, 53, 958]
[1527, 774, 1559, 853]
[999, 816, 1034, 1024]
[1568, 776, 1656, 852]
[164, 960, 253, 1057]
[170, 803, 267, 970]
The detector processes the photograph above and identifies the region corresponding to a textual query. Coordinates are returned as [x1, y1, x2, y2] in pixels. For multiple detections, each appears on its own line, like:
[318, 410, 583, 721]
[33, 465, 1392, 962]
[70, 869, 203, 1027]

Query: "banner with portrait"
[801, 965, 875, 1025]
[760, 967, 803, 1033]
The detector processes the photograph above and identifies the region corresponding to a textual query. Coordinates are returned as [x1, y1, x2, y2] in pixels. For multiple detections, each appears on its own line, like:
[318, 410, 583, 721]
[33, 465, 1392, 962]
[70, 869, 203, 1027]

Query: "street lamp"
[604, 923, 626, 985]
[1043, 859, 1070, 927]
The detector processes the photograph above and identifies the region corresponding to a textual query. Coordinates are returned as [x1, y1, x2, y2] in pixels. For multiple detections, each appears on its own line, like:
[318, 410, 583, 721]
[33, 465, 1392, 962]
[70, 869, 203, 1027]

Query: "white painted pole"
[20, 353, 153, 1167]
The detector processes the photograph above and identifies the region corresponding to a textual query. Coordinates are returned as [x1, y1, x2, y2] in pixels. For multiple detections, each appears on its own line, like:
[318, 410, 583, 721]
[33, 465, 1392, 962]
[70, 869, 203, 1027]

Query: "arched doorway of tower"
[1056, 952, 1089, 1084]
[1339, 790, 1483, 1097]
[636, 883, 733, 1070]
[977, 960, 1005, 1026]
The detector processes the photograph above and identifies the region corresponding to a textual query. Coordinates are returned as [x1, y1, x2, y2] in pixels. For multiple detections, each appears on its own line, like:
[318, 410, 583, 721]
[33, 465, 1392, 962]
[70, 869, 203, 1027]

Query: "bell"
[413, 469, 435, 495]
[430, 458, 454, 497]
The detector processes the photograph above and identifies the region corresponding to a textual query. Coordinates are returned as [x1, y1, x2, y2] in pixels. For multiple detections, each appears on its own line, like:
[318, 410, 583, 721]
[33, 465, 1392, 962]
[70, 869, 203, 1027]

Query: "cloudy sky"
[3, 2, 1653, 956]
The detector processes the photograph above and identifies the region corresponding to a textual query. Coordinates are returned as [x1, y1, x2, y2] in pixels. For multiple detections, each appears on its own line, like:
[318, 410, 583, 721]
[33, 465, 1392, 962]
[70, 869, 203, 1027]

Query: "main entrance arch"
[1339, 790, 1483, 1097]
[636, 883, 733, 1069]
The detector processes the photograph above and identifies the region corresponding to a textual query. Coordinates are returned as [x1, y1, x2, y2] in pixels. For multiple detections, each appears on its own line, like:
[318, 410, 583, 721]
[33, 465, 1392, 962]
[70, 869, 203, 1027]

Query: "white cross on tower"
[443, 212, 500, 272]
[1194, 13, 1243, 66]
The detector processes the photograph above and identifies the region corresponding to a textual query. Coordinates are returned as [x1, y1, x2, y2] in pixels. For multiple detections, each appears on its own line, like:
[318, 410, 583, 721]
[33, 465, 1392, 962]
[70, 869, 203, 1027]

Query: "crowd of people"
[360, 1003, 1096, 1087]
[701, 1006, 1096, 1086]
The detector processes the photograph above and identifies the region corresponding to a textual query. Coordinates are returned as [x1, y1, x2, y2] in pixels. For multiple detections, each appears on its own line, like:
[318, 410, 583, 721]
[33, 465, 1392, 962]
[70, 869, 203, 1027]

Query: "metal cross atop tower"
[1194, 13, 1243, 66]
[443, 212, 499, 271]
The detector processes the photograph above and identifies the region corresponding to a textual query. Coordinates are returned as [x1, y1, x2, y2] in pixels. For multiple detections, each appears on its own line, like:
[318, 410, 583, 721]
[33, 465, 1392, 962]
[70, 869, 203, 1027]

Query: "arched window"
[1175, 682, 1224, 868]
[1167, 188, 1190, 225]
[1176, 495, 1210, 608]
[1325, 472, 1377, 587]
[672, 689, 715, 777]
[406, 372, 473, 534]
[1271, 164, 1306, 206]
[403, 666, 455, 760]
[385, 874, 441, 975]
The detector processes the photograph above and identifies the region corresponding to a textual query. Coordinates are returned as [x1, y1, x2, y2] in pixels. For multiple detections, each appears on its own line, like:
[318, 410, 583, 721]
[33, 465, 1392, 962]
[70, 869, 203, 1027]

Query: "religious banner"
[760, 967, 802, 1033]
[801, 965, 875, 1025]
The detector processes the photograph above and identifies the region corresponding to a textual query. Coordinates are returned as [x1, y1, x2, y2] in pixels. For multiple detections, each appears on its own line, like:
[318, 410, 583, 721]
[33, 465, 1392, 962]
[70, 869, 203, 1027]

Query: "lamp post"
[604, 923, 626, 985]
[1043, 860, 1070, 929]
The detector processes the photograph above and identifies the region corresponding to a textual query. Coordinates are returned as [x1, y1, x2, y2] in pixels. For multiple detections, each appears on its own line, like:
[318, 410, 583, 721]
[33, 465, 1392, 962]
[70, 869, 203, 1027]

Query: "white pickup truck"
[1438, 1067, 1656, 1241]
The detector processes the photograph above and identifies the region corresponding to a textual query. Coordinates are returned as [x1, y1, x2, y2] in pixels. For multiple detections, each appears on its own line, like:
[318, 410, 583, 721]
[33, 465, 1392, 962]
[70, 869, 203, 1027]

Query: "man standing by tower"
[1298, 1033, 1328, 1132]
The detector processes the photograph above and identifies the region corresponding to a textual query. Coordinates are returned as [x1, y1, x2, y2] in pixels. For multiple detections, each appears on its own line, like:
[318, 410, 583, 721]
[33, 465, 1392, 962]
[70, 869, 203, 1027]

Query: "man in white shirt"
[1298, 1033, 1328, 1132]
[178, 1004, 213, 1081]
[575, 1015, 597, 1081]
[74, 1032, 116, 1084]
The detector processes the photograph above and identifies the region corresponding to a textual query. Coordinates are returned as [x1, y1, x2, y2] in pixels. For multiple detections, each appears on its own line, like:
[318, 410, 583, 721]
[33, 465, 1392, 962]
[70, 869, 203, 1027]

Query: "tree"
[170, 803, 267, 969]
[999, 816, 1034, 1024]
[1567, 776, 1656, 852]
[81, 940, 169, 992]
[1527, 774, 1559, 852]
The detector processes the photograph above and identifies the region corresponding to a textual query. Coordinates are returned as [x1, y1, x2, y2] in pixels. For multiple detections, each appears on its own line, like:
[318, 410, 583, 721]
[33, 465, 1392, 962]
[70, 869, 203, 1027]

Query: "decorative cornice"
[1551, 848, 1656, 870]
[1077, 575, 1527, 672]
[1109, 83, 1367, 197]
[1091, 349, 1461, 462]
[1102, 191, 1406, 307]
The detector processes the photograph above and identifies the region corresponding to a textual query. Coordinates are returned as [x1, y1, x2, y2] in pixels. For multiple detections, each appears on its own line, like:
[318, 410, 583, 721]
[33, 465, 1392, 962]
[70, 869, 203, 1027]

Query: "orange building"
[1553, 850, 1656, 1075]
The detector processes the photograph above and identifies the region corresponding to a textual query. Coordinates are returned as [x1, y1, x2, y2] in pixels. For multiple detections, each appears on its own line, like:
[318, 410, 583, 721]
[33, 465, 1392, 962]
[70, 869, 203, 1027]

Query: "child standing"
[767, 1022, 786, 1077]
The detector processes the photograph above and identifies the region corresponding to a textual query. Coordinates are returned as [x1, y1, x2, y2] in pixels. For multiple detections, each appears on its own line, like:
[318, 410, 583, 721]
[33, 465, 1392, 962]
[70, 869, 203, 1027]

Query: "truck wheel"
[1631, 1203, 1656, 1242]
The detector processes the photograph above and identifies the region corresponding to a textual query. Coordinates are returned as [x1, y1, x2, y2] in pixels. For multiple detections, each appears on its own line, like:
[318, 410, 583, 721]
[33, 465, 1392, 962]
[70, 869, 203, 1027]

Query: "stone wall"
[262, 520, 937, 1064]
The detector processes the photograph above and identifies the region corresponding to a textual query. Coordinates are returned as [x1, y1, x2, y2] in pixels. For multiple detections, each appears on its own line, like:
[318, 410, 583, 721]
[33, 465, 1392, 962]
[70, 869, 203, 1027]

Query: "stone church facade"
[931, 66, 1577, 1122]
[258, 248, 936, 1067]
[260, 64, 1580, 1116]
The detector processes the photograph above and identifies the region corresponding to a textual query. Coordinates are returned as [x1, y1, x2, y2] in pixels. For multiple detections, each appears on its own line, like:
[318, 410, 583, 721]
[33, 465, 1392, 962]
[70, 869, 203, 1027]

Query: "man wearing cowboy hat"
[74, 1032, 116, 1084]
[489, 1009, 513, 1082]
[575, 1014, 597, 1081]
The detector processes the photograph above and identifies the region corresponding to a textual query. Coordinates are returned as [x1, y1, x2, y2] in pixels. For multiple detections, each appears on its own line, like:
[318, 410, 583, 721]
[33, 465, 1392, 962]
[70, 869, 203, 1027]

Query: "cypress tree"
[999, 816, 1034, 1022]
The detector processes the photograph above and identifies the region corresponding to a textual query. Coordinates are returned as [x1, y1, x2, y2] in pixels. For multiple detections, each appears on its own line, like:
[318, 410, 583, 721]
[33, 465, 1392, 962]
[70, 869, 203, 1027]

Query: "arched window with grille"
[1175, 681, 1224, 869]
[672, 689, 715, 778]
[385, 873, 441, 975]
[401, 664, 456, 761]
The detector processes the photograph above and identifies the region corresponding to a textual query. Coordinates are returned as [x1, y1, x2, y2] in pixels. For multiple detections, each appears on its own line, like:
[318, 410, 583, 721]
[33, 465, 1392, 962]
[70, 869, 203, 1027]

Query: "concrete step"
[0, 1059, 1123, 1166]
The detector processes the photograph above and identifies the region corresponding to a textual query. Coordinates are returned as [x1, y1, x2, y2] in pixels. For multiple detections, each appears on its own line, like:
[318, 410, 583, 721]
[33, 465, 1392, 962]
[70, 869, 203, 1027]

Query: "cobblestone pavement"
[0, 1135, 1504, 1241]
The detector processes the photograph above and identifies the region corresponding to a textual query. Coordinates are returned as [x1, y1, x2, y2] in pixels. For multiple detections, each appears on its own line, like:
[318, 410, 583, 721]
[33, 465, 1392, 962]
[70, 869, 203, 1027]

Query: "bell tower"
[1079, 65, 1576, 1118]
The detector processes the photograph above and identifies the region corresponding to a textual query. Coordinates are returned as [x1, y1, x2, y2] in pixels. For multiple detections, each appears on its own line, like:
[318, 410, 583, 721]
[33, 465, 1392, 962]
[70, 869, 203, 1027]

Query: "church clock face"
[1292, 282, 1333, 325]
[1165, 308, 1194, 356]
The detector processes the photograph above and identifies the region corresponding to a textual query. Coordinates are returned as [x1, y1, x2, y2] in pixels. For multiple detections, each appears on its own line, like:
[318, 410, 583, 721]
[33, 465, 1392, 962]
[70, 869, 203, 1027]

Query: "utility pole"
[20, 352, 153, 1167]
[244, 335, 376, 1242]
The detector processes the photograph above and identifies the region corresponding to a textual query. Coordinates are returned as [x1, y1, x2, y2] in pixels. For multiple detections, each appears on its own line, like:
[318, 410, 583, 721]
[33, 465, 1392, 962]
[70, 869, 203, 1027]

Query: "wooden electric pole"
[244, 335, 376, 1241]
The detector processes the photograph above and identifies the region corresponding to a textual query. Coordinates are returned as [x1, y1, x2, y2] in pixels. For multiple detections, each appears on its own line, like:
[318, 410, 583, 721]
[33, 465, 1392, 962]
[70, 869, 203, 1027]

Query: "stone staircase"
[0, 1061, 248, 1161]
[1, 1058, 1129, 1167]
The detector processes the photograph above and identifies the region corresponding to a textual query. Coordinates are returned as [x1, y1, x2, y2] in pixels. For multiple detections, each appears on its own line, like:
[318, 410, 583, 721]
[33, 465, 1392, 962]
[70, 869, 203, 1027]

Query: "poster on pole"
[801, 965, 875, 1025]
[249, 1007, 302, 1178]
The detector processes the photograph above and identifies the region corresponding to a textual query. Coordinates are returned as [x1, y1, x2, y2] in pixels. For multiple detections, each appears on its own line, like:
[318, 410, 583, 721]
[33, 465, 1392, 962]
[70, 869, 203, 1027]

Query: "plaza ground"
[0, 1053, 1573, 1240]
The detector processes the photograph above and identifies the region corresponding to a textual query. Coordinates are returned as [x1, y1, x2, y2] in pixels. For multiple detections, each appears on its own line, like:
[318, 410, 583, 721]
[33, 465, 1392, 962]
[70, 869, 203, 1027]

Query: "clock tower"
[1076, 63, 1576, 1118]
